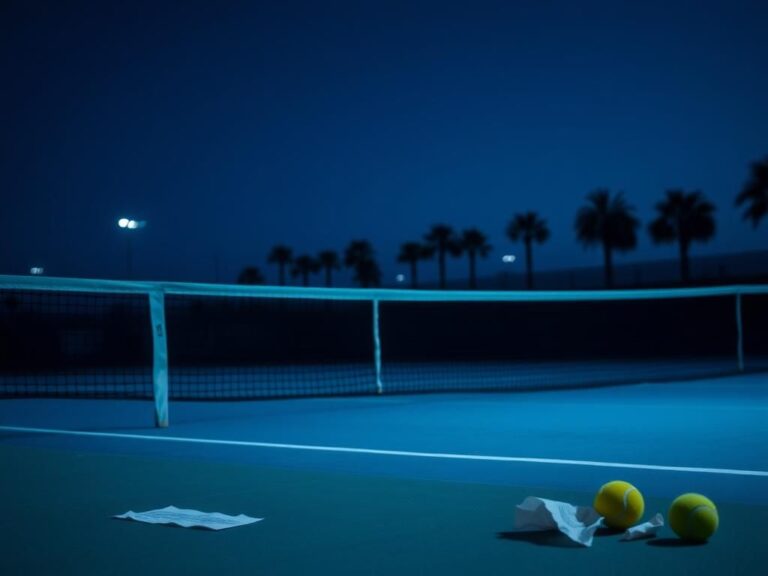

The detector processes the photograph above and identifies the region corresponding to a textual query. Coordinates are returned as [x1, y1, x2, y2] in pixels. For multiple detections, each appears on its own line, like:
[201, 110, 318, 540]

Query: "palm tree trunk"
[525, 239, 533, 290]
[410, 260, 418, 289]
[468, 251, 477, 289]
[679, 240, 690, 284]
[439, 249, 446, 289]
[279, 263, 286, 286]
[357, 263, 367, 288]
[603, 243, 613, 288]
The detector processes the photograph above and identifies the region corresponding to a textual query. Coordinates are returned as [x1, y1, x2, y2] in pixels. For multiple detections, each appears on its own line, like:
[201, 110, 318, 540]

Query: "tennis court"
[1, 275, 767, 575]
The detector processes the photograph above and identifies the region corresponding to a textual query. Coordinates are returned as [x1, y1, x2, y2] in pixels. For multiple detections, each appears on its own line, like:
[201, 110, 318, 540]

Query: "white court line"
[1, 425, 767, 478]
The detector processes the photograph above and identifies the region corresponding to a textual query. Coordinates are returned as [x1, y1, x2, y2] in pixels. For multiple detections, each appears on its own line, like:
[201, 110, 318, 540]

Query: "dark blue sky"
[2, 0, 766, 286]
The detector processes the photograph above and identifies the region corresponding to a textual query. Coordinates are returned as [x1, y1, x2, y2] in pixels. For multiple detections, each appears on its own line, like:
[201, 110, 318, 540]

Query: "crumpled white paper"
[114, 506, 263, 531]
[620, 513, 664, 541]
[514, 496, 604, 547]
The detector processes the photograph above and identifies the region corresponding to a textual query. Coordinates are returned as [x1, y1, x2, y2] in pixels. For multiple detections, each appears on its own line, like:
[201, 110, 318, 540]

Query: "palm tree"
[356, 259, 382, 288]
[291, 255, 320, 287]
[736, 157, 768, 228]
[506, 212, 550, 289]
[575, 190, 639, 288]
[649, 190, 716, 283]
[344, 240, 381, 288]
[267, 245, 293, 286]
[424, 224, 461, 289]
[317, 250, 341, 287]
[397, 242, 433, 288]
[237, 266, 265, 285]
[460, 229, 492, 289]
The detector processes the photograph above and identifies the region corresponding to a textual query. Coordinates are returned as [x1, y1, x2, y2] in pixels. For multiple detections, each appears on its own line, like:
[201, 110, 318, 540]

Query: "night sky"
[2, 0, 766, 286]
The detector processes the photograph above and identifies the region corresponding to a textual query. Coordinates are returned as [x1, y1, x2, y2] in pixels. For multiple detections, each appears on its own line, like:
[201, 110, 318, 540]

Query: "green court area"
[2, 443, 765, 576]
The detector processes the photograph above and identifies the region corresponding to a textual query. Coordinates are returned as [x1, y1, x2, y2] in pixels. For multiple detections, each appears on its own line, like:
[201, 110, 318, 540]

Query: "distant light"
[502, 254, 517, 263]
[119, 218, 146, 230]
[30, 267, 44, 275]
[396, 274, 405, 283]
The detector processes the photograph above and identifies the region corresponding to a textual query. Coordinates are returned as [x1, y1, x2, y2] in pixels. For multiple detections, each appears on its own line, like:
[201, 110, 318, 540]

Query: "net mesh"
[743, 294, 768, 361]
[164, 294, 376, 399]
[378, 297, 767, 393]
[0, 289, 152, 398]
[1, 279, 767, 401]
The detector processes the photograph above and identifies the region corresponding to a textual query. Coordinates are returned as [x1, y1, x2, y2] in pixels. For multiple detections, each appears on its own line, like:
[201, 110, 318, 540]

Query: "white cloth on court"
[513, 496, 604, 547]
[620, 513, 664, 541]
[114, 505, 262, 531]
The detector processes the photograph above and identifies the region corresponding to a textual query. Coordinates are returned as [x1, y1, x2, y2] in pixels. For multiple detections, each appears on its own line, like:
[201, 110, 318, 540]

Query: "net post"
[149, 289, 169, 427]
[736, 292, 744, 372]
[372, 299, 383, 394]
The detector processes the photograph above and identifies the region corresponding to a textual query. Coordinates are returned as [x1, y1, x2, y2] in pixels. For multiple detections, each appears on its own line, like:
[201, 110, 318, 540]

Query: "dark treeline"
[238, 157, 767, 289]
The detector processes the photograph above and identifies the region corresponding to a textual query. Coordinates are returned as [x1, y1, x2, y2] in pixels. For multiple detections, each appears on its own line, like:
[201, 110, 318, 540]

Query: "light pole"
[117, 218, 146, 278]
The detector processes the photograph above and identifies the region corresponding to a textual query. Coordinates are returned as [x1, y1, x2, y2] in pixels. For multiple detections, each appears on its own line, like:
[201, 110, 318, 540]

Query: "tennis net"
[1, 275, 767, 426]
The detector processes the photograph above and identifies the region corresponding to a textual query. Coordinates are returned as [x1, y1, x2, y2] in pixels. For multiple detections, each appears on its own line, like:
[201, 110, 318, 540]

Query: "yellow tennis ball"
[669, 493, 719, 541]
[593, 480, 645, 529]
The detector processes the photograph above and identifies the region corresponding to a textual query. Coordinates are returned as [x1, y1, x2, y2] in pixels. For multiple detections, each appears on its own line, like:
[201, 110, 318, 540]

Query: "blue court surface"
[1, 373, 766, 575]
